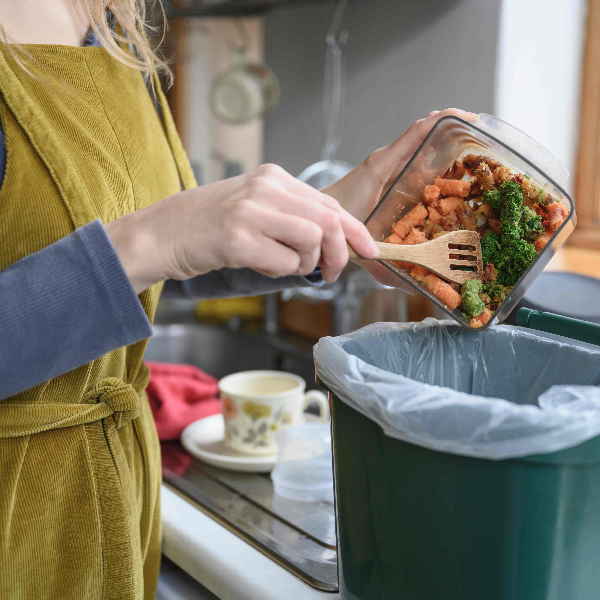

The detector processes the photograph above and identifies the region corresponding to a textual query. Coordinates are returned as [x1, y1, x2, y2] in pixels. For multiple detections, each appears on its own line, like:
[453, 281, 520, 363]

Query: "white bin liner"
[314, 319, 600, 460]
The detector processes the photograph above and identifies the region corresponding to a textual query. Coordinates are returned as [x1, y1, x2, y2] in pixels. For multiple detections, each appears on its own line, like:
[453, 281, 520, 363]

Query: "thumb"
[373, 109, 478, 191]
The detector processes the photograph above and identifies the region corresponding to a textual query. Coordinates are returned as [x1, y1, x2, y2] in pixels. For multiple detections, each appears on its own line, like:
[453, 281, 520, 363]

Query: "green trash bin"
[315, 316, 600, 600]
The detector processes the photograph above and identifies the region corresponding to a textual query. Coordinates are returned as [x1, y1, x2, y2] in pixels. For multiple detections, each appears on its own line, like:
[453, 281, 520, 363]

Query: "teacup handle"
[303, 390, 330, 422]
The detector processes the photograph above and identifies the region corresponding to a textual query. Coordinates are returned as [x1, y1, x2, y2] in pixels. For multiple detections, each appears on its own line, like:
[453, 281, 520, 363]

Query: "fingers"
[251, 165, 379, 260]
[367, 109, 478, 188]
[245, 176, 379, 282]
[243, 235, 303, 278]
[268, 193, 349, 282]
[407, 108, 477, 145]
[289, 195, 379, 282]
[393, 108, 477, 162]
[254, 208, 323, 276]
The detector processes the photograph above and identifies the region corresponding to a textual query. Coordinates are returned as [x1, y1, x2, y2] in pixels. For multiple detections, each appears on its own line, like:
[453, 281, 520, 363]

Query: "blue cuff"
[81, 220, 153, 343]
[304, 267, 324, 284]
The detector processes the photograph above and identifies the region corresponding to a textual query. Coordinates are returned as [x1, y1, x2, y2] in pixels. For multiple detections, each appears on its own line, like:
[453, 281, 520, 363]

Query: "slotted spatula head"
[348, 230, 484, 285]
[419, 230, 484, 284]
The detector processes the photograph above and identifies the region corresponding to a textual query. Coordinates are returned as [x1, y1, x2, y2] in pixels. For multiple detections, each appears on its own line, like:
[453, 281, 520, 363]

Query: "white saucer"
[181, 414, 277, 473]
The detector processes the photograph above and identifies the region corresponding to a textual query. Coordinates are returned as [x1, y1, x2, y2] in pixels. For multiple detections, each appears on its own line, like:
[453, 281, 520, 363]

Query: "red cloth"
[161, 442, 193, 476]
[146, 361, 221, 441]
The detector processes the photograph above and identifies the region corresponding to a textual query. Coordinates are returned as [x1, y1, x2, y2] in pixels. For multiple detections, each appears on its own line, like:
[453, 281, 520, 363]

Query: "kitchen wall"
[495, 0, 587, 194]
[173, 17, 265, 185]
[263, 0, 502, 176]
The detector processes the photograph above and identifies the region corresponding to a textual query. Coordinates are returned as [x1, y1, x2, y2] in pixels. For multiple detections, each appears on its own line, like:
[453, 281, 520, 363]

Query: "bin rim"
[314, 320, 600, 462]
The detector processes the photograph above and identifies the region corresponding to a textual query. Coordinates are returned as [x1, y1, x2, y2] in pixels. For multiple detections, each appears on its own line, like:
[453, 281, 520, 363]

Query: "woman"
[0, 1, 475, 598]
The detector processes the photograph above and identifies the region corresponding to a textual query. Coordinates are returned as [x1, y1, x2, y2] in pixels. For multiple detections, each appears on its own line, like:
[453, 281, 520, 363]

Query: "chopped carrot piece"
[428, 206, 443, 225]
[410, 265, 430, 282]
[395, 228, 427, 269]
[384, 233, 403, 244]
[403, 228, 427, 245]
[422, 185, 440, 205]
[392, 203, 428, 239]
[434, 177, 470, 198]
[534, 232, 552, 252]
[438, 196, 465, 216]
[410, 265, 461, 309]
[422, 273, 462, 310]
[470, 308, 492, 328]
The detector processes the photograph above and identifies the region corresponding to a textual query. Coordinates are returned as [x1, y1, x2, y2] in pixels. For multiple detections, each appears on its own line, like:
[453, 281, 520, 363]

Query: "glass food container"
[364, 113, 576, 330]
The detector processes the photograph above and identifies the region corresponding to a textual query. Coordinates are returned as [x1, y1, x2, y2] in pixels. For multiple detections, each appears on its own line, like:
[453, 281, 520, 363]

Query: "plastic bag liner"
[314, 319, 600, 460]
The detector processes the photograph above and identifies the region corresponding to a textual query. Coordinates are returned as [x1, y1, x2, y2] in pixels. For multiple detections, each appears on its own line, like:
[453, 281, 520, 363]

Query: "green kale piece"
[496, 239, 537, 287]
[498, 180, 524, 246]
[482, 280, 506, 302]
[461, 278, 485, 318]
[520, 206, 543, 241]
[476, 180, 538, 292]
[480, 230, 501, 266]
[509, 238, 537, 275]
[482, 188, 502, 211]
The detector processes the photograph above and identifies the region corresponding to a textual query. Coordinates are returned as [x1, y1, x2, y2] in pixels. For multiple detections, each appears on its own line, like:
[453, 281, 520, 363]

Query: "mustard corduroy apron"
[0, 44, 196, 600]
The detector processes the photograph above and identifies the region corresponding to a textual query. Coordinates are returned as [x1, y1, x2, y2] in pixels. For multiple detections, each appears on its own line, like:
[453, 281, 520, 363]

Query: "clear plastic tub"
[270, 423, 334, 503]
[364, 113, 576, 330]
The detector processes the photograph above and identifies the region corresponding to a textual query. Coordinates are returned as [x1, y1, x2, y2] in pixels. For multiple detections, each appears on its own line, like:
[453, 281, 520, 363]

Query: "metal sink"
[145, 323, 318, 388]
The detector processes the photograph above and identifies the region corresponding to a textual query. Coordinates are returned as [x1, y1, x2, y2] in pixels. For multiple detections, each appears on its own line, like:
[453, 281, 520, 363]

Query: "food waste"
[384, 154, 569, 328]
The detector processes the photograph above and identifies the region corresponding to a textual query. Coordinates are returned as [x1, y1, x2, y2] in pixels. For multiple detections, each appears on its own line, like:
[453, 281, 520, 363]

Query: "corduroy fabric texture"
[0, 43, 196, 600]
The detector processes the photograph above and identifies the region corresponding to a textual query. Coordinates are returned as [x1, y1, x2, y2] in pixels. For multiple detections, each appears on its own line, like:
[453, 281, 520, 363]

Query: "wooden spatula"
[348, 230, 484, 284]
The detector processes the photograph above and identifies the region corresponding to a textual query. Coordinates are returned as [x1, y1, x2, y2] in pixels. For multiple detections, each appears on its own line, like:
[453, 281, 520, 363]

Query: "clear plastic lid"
[270, 423, 333, 503]
[364, 114, 576, 330]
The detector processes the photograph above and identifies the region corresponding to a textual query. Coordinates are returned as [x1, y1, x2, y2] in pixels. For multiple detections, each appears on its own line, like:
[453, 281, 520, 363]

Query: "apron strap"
[0, 48, 99, 228]
[0, 378, 142, 438]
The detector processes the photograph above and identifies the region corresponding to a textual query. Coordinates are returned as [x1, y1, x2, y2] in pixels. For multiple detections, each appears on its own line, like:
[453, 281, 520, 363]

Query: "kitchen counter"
[161, 484, 341, 600]
[545, 246, 600, 279]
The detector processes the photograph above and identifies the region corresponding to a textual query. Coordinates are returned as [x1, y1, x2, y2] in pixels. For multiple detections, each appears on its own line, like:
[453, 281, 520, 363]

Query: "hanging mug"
[210, 48, 280, 124]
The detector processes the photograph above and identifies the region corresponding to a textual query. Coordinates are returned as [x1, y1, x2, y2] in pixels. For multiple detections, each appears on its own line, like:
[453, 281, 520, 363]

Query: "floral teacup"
[219, 370, 329, 455]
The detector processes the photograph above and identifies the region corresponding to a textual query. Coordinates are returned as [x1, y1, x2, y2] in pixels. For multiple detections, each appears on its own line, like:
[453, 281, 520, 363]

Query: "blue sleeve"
[0, 220, 152, 400]
[162, 268, 324, 300]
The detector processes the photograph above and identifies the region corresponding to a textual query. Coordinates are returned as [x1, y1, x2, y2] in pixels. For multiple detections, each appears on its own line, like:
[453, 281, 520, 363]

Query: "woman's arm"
[0, 220, 152, 401]
[104, 164, 380, 294]
[0, 218, 323, 401]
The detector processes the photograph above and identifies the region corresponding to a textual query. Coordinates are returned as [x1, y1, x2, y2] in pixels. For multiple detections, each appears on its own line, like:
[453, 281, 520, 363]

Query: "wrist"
[321, 163, 379, 223]
[104, 209, 167, 294]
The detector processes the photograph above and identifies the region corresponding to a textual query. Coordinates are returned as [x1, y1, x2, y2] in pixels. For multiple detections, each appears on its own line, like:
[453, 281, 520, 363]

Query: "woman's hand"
[322, 109, 477, 290]
[323, 109, 477, 221]
[105, 164, 380, 294]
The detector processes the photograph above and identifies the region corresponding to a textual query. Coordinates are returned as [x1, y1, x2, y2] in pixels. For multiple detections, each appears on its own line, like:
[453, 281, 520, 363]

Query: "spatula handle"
[347, 241, 429, 262]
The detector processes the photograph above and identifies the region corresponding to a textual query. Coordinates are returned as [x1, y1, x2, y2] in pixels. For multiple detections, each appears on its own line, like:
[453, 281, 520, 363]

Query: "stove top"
[162, 441, 338, 592]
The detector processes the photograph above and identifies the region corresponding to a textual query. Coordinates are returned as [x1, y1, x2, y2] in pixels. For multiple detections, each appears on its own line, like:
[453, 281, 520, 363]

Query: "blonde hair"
[86, 1, 171, 83]
[2, 0, 172, 85]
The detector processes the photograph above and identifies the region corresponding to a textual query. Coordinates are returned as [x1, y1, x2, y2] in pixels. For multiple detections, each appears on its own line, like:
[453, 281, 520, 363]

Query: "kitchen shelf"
[165, 0, 331, 18]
